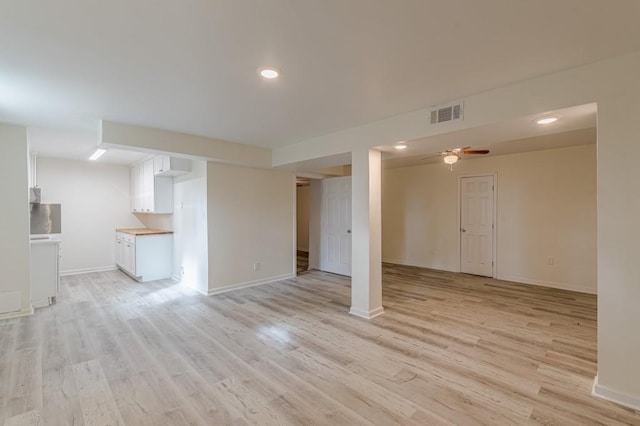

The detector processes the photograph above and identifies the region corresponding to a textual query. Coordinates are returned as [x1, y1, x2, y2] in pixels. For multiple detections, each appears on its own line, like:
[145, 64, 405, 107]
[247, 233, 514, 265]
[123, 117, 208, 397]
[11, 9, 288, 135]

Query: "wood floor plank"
[72, 359, 125, 426]
[4, 408, 41, 426]
[1, 261, 640, 425]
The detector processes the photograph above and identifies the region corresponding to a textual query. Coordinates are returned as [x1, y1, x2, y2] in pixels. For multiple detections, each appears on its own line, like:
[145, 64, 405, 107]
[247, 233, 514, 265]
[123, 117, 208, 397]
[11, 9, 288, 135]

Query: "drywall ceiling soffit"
[380, 103, 597, 168]
[28, 127, 149, 165]
[277, 152, 352, 177]
[1, 1, 640, 151]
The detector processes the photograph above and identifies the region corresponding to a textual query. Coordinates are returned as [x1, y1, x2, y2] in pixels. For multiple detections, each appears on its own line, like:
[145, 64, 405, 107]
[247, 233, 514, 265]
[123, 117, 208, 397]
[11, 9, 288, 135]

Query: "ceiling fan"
[423, 146, 490, 170]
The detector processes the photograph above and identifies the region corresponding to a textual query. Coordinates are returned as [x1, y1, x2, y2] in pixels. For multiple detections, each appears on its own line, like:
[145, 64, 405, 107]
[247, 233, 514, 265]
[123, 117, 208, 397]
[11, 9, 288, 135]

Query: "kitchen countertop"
[116, 228, 173, 236]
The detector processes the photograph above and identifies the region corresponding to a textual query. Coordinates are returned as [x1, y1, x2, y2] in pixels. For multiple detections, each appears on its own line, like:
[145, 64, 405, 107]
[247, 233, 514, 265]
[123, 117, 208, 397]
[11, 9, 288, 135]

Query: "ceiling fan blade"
[420, 153, 444, 160]
[462, 150, 490, 155]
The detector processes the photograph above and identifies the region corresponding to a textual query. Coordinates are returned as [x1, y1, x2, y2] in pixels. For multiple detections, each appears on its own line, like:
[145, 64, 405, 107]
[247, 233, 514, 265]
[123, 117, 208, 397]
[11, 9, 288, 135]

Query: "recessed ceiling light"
[259, 67, 280, 79]
[394, 142, 407, 150]
[536, 116, 558, 125]
[89, 149, 107, 161]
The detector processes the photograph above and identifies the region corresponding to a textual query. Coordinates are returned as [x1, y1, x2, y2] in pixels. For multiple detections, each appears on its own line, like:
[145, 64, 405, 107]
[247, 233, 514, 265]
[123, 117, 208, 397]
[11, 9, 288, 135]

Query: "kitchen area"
[27, 148, 206, 311]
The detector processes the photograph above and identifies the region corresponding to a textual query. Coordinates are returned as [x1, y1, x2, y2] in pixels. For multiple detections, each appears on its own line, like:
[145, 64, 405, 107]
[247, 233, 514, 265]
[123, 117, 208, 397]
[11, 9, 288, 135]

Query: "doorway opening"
[295, 177, 310, 273]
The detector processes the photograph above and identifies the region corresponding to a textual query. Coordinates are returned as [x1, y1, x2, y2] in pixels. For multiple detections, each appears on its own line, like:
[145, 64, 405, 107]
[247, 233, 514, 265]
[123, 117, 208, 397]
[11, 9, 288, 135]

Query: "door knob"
[461, 228, 466, 232]
[347, 229, 351, 234]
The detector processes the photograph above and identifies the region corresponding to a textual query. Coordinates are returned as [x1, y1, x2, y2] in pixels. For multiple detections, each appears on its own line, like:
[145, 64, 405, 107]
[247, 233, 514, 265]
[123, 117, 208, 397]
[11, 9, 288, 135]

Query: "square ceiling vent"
[430, 100, 464, 124]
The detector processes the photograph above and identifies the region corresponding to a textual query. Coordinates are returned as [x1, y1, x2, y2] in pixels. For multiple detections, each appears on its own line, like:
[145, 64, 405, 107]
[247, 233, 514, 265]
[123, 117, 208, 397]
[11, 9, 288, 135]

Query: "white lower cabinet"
[30, 239, 61, 308]
[116, 232, 172, 282]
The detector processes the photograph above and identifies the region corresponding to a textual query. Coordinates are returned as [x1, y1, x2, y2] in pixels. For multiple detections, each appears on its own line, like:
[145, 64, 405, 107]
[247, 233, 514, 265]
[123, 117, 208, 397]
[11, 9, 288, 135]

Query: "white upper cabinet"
[131, 163, 144, 212]
[153, 155, 191, 177]
[131, 159, 173, 214]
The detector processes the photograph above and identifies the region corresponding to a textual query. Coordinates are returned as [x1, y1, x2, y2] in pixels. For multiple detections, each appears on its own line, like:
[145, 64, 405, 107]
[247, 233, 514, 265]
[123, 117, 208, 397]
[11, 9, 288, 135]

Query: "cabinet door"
[30, 243, 59, 307]
[130, 167, 137, 212]
[115, 237, 123, 266]
[143, 160, 155, 213]
[153, 155, 166, 175]
[132, 164, 145, 212]
[124, 242, 136, 275]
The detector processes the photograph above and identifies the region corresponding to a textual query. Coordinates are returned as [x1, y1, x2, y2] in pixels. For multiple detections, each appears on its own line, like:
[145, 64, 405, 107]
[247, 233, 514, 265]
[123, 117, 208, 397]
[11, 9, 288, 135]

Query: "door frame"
[457, 172, 498, 279]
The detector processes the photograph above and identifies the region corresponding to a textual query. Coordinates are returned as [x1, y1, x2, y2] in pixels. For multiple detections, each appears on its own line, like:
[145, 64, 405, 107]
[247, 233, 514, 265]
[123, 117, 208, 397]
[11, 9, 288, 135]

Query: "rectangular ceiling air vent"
[430, 100, 464, 124]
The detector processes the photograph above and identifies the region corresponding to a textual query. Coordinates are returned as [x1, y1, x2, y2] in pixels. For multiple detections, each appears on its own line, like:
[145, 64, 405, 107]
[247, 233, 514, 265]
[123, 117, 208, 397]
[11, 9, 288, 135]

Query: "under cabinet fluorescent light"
[89, 149, 107, 161]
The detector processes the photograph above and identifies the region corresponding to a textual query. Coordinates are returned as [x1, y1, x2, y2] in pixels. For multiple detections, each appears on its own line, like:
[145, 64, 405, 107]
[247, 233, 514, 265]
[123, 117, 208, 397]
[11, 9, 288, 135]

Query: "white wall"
[383, 144, 596, 293]
[137, 213, 173, 231]
[274, 51, 640, 407]
[0, 123, 31, 317]
[36, 157, 144, 274]
[296, 185, 310, 251]
[597, 90, 640, 407]
[172, 160, 208, 294]
[206, 162, 295, 293]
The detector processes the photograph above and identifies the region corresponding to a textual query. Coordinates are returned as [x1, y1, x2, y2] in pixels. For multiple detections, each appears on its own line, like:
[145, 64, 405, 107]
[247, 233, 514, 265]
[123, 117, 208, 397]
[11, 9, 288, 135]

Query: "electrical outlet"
[547, 257, 554, 266]
[253, 262, 261, 271]
[181, 266, 185, 276]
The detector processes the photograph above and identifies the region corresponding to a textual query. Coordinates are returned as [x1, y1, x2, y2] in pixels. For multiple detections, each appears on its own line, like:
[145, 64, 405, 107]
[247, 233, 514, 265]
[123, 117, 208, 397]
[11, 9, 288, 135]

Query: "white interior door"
[321, 177, 352, 276]
[460, 175, 495, 277]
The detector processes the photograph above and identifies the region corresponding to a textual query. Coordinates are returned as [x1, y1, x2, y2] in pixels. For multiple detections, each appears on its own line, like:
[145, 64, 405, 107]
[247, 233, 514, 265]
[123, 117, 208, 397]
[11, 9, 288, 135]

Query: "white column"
[350, 149, 384, 319]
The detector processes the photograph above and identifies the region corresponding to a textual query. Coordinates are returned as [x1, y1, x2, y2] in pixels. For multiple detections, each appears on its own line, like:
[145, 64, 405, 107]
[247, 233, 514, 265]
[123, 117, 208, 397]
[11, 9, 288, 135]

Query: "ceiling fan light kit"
[443, 153, 459, 164]
[433, 146, 491, 170]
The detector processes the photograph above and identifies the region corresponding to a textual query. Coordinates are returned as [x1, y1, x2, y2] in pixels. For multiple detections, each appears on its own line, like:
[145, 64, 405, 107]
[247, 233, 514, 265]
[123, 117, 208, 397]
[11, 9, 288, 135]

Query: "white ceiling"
[1, 1, 639, 157]
[380, 103, 597, 168]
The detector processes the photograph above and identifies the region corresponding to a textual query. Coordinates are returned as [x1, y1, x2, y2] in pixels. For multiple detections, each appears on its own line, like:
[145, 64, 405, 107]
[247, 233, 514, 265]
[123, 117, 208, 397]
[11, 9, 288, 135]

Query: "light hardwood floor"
[1, 264, 639, 425]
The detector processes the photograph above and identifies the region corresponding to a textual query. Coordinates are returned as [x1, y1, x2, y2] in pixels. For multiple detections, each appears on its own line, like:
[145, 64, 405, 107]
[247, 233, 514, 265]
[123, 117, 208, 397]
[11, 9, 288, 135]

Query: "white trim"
[60, 265, 117, 276]
[207, 273, 295, 296]
[497, 274, 596, 294]
[458, 173, 498, 279]
[381, 260, 596, 295]
[0, 306, 34, 321]
[592, 375, 640, 411]
[31, 298, 51, 308]
[174, 277, 210, 296]
[381, 258, 457, 273]
[293, 174, 298, 276]
[349, 306, 385, 319]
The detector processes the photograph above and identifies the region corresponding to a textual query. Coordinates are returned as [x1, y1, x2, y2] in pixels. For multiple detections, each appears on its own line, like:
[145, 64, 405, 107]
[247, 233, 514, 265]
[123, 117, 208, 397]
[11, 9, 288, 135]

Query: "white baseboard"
[173, 275, 210, 296]
[381, 258, 458, 273]
[349, 306, 385, 319]
[207, 273, 295, 296]
[0, 305, 34, 321]
[382, 259, 596, 295]
[497, 274, 596, 295]
[592, 375, 640, 411]
[60, 265, 117, 276]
